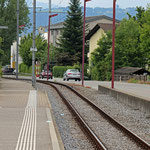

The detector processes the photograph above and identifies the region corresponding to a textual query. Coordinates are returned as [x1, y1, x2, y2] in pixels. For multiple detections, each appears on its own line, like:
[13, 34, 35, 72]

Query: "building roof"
[85, 15, 120, 23]
[50, 15, 120, 30]
[114, 67, 150, 75]
[85, 23, 113, 40]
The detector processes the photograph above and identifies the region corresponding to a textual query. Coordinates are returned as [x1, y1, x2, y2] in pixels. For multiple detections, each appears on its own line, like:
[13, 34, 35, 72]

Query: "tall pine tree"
[57, 0, 83, 65]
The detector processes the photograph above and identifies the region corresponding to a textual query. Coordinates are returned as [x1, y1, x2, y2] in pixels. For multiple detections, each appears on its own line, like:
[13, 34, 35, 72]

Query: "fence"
[115, 74, 148, 82]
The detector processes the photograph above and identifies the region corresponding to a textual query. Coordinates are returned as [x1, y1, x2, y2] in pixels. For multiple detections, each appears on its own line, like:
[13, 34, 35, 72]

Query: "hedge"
[19, 63, 32, 74]
[52, 63, 89, 78]
[53, 66, 74, 77]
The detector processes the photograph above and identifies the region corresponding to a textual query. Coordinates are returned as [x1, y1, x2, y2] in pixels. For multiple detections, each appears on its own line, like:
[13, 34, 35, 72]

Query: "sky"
[27, 0, 150, 9]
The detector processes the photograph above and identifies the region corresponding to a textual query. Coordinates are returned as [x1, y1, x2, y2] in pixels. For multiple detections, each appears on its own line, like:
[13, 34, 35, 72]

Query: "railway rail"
[2, 77, 150, 149]
[37, 80, 150, 150]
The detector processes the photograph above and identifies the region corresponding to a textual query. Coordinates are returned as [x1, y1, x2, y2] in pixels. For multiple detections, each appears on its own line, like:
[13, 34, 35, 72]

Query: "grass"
[127, 78, 150, 84]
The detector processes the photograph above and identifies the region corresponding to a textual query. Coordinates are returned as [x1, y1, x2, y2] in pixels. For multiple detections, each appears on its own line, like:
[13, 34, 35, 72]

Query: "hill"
[26, 5, 136, 34]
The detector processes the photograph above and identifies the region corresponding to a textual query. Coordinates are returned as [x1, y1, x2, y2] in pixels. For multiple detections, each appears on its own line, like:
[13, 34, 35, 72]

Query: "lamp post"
[47, 14, 58, 81]
[82, 0, 91, 86]
[31, 0, 37, 88]
[111, 0, 116, 88]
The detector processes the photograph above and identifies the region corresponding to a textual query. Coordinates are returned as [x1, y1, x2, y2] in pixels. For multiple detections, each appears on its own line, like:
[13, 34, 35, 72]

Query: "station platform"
[49, 78, 150, 100]
[0, 78, 64, 150]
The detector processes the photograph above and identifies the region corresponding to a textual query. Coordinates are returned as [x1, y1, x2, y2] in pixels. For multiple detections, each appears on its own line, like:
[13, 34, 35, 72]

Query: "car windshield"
[43, 70, 51, 73]
[68, 69, 79, 72]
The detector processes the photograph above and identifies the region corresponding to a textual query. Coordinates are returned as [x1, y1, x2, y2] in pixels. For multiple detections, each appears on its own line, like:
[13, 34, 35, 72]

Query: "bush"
[53, 63, 90, 79]
[91, 66, 99, 80]
[53, 66, 73, 77]
[28, 66, 32, 73]
[19, 63, 32, 74]
[127, 78, 139, 83]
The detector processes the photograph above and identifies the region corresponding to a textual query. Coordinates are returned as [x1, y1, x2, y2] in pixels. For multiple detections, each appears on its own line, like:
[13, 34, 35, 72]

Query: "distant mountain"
[26, 6, 136, 34]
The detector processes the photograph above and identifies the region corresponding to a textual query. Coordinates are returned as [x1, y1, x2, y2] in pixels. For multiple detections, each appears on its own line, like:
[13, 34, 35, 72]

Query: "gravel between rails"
[37, 83, 95, 150]
[54, 84, 144, 150]
[70, 85, 150, 145]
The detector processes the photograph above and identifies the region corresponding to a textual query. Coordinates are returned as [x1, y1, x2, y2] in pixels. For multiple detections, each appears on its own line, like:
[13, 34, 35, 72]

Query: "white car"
[13, 69, 16, 75]
[63, 69, 81, 81]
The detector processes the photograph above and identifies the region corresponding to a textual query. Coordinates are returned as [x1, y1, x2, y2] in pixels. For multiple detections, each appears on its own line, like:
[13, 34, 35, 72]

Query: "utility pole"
[49, 0, 51, 14]
[111, 0, 116, 88]
[16, 0, 19, 80]
[47, 0, 51, 80]
[32, 0, 36, 88]
[82, 0, 91, 86]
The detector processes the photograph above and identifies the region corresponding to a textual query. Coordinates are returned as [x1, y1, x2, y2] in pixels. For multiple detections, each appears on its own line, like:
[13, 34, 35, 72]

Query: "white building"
[10, 37, 22, 68]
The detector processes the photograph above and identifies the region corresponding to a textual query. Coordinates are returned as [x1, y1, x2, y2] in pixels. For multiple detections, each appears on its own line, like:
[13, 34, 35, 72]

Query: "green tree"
[115, 18, 144, 68]
[19, 34, 48, 66]
[0, 0, 30, 65]
[91, 32, 112, 80]
[127, 6, 145, 26]
[140, 5, 150, 68]
[57, 0, 84, 65]
[91, 18, 145, 80]
[0, 37, 4, 64]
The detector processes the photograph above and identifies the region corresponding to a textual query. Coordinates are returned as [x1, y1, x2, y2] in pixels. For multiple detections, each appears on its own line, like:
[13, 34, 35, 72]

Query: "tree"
[140, 5, 150, 68]
[91, 18, 146, 80]
[0, 37, 4, 64]
[127, 6, 145, 26]
[57, 0, 84, 65]
[0, 0, 30, 65]
[91, 32, 112, 80]
[115, 18, 144, 68]
[19, 34, 48, 66]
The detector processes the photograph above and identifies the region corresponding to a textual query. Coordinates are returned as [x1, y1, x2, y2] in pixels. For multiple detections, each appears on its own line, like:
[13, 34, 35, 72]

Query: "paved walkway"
[0, 78, 64, 150]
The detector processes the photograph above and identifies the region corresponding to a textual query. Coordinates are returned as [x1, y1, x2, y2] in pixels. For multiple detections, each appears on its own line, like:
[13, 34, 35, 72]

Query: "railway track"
[37, 80, 150, 150]
[2, 77, 150, 149]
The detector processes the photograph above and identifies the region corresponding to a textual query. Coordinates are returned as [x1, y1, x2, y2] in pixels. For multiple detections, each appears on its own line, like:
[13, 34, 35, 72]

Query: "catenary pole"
[16, 0, 19, 80]
[82, 0, 90, 86]
[32, 0, 36, 88]
[82, 0, 86, 86]
[111, 0, 116, 88]
[47, 16, 50, 81]
[47, 0, 51, 81]
[47, 14, 58, 81]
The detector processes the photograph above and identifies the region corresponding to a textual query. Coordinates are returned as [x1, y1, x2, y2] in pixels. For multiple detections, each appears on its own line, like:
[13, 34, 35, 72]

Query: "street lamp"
[111, 0, 116, 88]
[47, 14, 58, 81]
[82, 0, 91, 86]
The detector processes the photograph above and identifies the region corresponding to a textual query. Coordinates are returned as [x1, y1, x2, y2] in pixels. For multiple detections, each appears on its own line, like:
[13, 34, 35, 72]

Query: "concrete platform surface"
[0, 78, 64, 150]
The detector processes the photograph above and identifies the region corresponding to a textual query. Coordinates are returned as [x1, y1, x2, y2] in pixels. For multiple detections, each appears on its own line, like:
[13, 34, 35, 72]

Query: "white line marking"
[19, 109, 29, 150]
[15, 90, 37, 150]
[22, 108, 30, 150]
[46, 108, 61, 150]
[33, 108, 36, 150]
[30, 108, 34, 150]
[15, 109, 27, 150]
